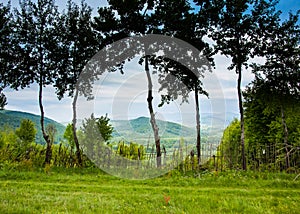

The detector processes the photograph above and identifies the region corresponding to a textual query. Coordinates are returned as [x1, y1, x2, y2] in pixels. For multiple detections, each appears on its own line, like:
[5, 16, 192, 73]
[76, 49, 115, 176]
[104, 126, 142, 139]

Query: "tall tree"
[145, 55, 162, 166]
[252, 11, 300, 169]
[93, 0, 165, 167]
[9, 0, 61, 164]
[54, 0, 98, 166]
[211, 0, 278, 170]
[149, 0, 216, 166]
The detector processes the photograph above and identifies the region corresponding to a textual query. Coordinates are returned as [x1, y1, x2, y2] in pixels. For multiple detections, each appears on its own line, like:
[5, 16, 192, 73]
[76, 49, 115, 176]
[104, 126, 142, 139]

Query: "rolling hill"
[112, 116, 195, 138]
[110, 116, 224, 149]
[0, 110, 223, 148]
[0, 110, 65, 144]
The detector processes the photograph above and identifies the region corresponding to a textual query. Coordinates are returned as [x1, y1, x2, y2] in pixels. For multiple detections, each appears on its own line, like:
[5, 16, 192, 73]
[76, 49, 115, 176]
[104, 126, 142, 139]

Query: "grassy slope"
[0, 168, 299, 213]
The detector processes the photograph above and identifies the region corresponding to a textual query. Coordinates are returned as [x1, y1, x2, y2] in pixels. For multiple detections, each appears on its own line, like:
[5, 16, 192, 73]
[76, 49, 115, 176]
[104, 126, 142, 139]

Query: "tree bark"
[237, 62, 246, 170]
[39, 78, 51, 165]
[72, 88, 82, 166]
[145, 56, 161, 168]
[195, 83, 201, 167]
[280, 105, 290, 170]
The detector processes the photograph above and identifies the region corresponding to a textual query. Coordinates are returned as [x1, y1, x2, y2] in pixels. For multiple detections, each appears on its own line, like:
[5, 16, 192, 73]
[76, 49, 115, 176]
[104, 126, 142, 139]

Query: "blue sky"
[2, 0, 299, 128]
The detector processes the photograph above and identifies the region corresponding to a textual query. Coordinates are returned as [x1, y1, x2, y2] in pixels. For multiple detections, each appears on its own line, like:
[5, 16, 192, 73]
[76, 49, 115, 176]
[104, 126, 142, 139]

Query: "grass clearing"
[0, 168, 299, 213]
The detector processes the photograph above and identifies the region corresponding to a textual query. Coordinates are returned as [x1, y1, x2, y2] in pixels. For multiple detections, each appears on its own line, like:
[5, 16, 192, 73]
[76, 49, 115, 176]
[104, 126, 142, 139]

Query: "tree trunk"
[39, 78, 51, 165]
[280, 105, 290, 170]
[145, 56, 161, 168]
[195, 83, 201, 167]
[72, 88, 82, 166]
[237, 63, 246, 170]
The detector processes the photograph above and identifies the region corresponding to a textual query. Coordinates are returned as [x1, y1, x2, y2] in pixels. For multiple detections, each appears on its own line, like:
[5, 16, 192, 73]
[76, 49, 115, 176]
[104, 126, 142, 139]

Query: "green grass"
[0, 168, 299, 213]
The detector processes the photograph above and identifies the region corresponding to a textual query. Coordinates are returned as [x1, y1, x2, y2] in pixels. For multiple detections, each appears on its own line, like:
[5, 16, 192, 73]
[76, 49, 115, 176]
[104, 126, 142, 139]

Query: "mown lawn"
[0, 167, 299, 213]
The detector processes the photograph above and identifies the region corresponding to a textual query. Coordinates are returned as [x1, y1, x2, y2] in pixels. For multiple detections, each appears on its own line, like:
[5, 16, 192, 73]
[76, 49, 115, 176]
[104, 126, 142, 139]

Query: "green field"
[0, 168, 299, 213]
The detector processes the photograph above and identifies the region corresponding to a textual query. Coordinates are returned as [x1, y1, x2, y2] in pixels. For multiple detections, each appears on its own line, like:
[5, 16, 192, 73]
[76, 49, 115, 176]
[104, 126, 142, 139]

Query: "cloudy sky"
[2, 0, 300, 128]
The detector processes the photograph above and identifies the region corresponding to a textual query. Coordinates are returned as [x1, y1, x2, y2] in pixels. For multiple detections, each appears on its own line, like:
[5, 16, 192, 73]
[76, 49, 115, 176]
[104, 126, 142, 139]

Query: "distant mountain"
[111, 116, 195, 139]
[111, 116, 224, 149]
[0, 110, 65, 144]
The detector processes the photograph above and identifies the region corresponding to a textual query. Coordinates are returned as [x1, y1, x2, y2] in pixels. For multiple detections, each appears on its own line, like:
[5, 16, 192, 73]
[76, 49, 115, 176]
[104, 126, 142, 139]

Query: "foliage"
[80, 114, 114, 165]
[8, 0, 61, 90]
[0, 3, 9, 111]
[81, 114, 113, 144]
[211, 0, 280, 170]
[252, 11, 300, 99]
[250, 11, 300, 170]
[0, 2, 14, 89]
[96, 114, 114, 142]
[15, 119, 37, 150]
[0, 91, 7, 110]
[54, 0, 98, 99]
[63, 123, 75, 150]
[0, 125, 18, 147]
[218, 88, 300, 171]
[45, 124, 57, 145]
[218, 119, 241, 169]
[244, 83, 300, 171]
[116, 141, 145, 160]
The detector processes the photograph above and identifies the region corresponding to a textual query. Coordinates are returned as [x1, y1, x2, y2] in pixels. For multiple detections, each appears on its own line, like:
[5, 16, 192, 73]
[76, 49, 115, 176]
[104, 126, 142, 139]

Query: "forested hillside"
[0, 110, 65, 144]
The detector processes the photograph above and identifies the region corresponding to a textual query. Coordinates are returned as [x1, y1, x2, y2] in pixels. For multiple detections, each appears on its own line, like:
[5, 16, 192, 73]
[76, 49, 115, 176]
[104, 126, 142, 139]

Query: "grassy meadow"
[0, 167, 299, 214]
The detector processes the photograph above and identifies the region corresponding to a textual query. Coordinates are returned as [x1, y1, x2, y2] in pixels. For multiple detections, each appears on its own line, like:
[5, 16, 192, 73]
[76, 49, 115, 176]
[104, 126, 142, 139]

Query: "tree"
[149, 0, 217, 166]
[218, 118, 241, 169]
[81, 114, 100, 159]
[10, 0, 61, 164]
[63, 123, 75, 151]
[80, 114, 113, 163]
[251, 11, 300, 169]
[54, 0, 98, 166]
[211, 0, 278, 170]
[93, 0, 164, 167]
[96, 114, 114, 142]
[244, 79, 300, 170]
[144, 55, 162, 167]
[15, 119, 37, 151]
[243, 81, 276, 169]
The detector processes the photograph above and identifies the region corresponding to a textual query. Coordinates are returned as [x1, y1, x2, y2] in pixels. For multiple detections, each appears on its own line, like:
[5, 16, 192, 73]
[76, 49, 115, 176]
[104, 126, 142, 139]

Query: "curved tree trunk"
[237, 63, 246, 171]
[39, 78, 51, 165]
[72, 88, 82, 166]
[195, 83, 201, 167]
[145, 56, 161, 168]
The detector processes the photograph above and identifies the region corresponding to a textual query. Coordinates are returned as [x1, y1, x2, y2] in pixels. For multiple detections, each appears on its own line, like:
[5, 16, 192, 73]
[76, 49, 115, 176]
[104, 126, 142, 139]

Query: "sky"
[2, 0, 300, 128]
